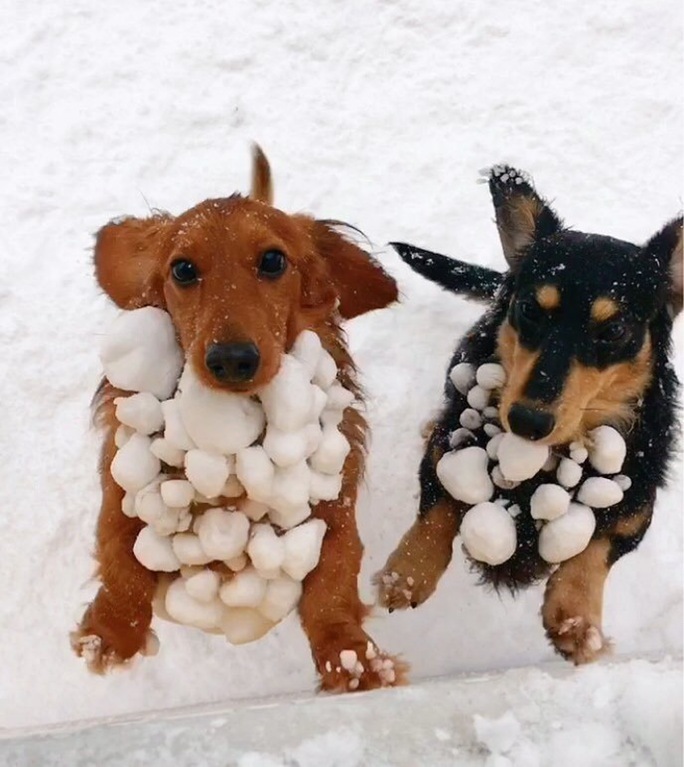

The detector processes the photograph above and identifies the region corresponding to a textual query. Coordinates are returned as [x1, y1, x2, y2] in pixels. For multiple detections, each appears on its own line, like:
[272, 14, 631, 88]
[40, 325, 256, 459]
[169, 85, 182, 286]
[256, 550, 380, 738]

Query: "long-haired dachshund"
[72, 146, 406, 692]
[378, 165, 682, 664]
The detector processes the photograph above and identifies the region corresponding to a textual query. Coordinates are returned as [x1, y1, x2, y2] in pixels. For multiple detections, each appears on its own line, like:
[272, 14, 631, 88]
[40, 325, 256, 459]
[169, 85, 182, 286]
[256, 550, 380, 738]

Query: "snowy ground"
[1, 0, 682, 759]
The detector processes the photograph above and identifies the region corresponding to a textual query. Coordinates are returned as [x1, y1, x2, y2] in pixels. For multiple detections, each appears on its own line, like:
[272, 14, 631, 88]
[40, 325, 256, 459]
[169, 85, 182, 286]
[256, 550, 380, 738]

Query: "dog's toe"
[318, 640, 408, 693]
[547, 616, 612, 665]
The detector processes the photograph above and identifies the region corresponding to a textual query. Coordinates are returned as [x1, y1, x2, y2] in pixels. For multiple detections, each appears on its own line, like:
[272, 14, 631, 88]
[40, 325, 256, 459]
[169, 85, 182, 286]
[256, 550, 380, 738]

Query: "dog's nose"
[205, 342, 261, 383]
[508, 403, 555, 441]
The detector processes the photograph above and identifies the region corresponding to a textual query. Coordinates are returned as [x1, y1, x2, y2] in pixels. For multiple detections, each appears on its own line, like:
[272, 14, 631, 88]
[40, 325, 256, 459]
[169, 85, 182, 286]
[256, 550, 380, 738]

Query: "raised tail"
[390, 242, 503, 302]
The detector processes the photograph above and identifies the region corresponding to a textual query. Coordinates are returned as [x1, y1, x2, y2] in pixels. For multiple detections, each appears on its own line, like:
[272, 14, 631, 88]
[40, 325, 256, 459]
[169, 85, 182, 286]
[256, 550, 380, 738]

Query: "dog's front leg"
[542, 506, 653, 664]
[299, 477, 408, 691]
[71, 432, 158, 673]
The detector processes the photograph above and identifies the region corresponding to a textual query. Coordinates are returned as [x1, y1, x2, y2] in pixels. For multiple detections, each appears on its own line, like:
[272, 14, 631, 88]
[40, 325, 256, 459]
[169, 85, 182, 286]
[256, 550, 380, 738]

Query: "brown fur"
[496, 195, 546, 263]
[536, 284, 560, 310]
[72, 149, 404, 692]
[591, 297, 619, 322]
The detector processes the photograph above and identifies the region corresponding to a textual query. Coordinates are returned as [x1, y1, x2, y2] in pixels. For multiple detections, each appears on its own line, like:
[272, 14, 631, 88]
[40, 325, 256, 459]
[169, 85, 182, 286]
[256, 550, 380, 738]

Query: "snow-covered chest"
[437, 361, 632, 567]
[102, 307, 357, 644]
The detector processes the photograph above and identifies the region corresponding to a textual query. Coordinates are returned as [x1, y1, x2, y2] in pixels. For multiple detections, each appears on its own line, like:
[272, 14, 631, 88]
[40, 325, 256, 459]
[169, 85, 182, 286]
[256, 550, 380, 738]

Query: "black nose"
[508, 403, 555, 441]
[205, 342, 260, 383]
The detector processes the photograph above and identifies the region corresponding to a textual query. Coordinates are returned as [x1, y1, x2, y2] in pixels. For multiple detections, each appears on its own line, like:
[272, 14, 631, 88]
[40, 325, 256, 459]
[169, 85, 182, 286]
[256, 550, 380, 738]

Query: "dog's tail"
[390, 242, 504, 302]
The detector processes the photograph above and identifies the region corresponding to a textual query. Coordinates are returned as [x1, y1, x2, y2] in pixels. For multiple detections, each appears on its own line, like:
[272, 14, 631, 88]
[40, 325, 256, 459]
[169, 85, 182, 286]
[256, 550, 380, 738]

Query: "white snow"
[1, 5, 681, 763]
[466, 384, 490, 411]
[588, 425, 627, 475]
[164, 579, 224, 631]
[247, 524, 286, 579]
[577, 477, 624, 508]
[258, 577, 303, 622]
[557, 457, 584, 488]
[196, 508, 251, 562]
[436, 446, 494, 504]
[184, 569, 221, 603]
[497, 433, 550, 482]
[538, 503, 597, 563]
[219, 568, 268, 608]
[281, 519, 327, 581]
[133, 526, 181, 572]
[449, 362, 476, 395]
[259, 356, 316, 433]
[159, 479, 195, 509]
[460, 502, 517, 565]
[184, 450, 230, 498]
[530, 484, 571, 521]
[110, 434, 161, 493]
[99, 308, 184, 399]
[114, 393, 164, 435]
[476, 363, 507, 390]
[172, 533, 214, 566]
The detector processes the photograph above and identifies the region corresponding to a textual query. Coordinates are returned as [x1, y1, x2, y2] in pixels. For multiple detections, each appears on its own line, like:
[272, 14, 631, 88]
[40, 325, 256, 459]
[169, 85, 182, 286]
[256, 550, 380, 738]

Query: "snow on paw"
[70, 629, 130, 674]
[546, 616, 612, 665]
[318, 639, 407, 693]
[373, 568, 423, 611]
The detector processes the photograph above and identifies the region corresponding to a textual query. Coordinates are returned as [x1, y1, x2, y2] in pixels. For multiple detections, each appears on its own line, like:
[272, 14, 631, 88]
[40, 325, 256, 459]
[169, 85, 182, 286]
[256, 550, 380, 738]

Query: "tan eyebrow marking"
[591, 297, 619, 322]
[536, 284, 560, 310]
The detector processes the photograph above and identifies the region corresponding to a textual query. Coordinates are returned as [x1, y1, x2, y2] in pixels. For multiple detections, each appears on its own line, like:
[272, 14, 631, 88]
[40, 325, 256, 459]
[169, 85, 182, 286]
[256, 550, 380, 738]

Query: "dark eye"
[595, 320, 628, 344]
[258, 250, 287, 278]
[516, 298, 544, 325]
[171, 259, 199, 285]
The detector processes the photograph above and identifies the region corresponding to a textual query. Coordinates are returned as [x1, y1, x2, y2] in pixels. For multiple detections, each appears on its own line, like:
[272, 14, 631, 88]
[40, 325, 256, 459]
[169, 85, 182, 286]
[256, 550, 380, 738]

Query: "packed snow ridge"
[437, 361, 630, 566]
[102, 307, 356, 644]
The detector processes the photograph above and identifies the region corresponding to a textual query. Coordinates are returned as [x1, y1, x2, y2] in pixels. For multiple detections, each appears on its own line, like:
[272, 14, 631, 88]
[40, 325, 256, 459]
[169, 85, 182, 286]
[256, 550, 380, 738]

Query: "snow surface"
[0, 1, 681, 758]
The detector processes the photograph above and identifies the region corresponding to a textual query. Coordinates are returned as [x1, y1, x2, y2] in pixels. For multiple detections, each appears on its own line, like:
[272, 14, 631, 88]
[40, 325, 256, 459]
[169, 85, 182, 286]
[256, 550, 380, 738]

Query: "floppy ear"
[250, 143, 273, 205]
[643, 215, 683, 317]
[94, 214, 172, 309]
[487, 164, 563, 271]
[309, 221, 398, 320]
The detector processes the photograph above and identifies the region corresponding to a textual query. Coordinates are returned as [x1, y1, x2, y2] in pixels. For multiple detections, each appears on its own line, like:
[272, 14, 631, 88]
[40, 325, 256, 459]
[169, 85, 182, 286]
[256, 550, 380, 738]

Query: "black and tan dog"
[377, 166, 682, 664]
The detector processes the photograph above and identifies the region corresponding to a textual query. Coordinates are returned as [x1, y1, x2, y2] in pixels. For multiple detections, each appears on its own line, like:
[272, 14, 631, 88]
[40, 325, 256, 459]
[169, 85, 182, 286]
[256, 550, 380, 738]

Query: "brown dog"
[72, 146, 406, 692]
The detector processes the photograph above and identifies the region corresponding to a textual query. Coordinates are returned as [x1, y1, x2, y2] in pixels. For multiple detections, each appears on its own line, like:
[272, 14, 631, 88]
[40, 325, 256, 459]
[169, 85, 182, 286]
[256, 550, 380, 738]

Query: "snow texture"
[0, 1, 681, 753]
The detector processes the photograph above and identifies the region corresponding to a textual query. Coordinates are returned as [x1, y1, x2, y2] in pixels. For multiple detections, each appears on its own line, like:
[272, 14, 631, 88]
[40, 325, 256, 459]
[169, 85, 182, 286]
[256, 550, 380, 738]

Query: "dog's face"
[490, 167, 682, 446]
[94, 147, 397, 393]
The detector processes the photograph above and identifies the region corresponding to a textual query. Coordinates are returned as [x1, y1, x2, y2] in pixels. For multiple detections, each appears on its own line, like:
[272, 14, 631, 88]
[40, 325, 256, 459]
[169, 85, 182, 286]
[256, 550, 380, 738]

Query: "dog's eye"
[171, 259, 199, 285]
[516, 298, 544, 325]
[258, 250, 287, 278]
[595, 320, 628, 344]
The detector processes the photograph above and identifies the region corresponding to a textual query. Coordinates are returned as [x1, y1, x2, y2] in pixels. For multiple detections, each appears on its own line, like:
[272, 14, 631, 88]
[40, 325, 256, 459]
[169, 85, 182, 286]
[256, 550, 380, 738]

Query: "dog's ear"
[94, 214, 172, 309]
[487, 165, 563, 271]
[250, 144, 273, 205]
[306, 221, 398, 320]
[643, 216, 683, 317]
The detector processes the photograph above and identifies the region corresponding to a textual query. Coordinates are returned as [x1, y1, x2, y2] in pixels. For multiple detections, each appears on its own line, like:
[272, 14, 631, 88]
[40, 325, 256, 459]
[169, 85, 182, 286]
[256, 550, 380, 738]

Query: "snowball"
[538, 503, 596, 563]
[165, 579, 224, 630]
[476, 363, 506, 390]
[219, 567, 267, 607]
[460, 408, 482, 430]
[467, 385, 490, 411]
[303, 423, 323, 454]
[236, 446, 275, 504]
[184, 449, 230, 498]
[436, 447, 494, 504]
[312, 350, 337, 390]
[569, 441, 588, 464]
[340, 649, 358, 671]
[160, 479, 194, 509]
[491, 465, 518, 490]
[114, 393, 164, 435]
[226, 553, 248, 571]
[263, 426, 311, 468]
[449, 362, 475, 395]
[155, 506, 192, 536]
[281, 519, 327, 581]
[172, 533, 214, 566]
[310, 386, 329, 421]
[267, 503, 311, 530]
[614, 474, 632, 491]
[290, 330, 323, 379]
[133, 527, 181, 572]
[483, 423, 501, 437]
[460, 502, 517, 565]
[309, 427, 350, 475]
[134, 480, 166, 525]
[196, 508, 250, 561]
[240, 499, 270, 521]
[100, 307, 183, 399]
[110, 434, 161, 493]
[309, 470, 343, 502]
[320, 409, 344, 428]
[576, 477, 624, 508]
[219, 607, 275, 645]
[449, 428, 475, 449]
[258, 576, 303, 622]
[247, 524, 285, 578]
[121, 492, 135, 518]
[161, 398, 196, 451]
[497, 433, 549, 482]
[588, 426, 626, 475]
[530, 484, 571, 520]
[325, 383, 355, 412]
[483, 406, 499, 420]
[178, 366, 265, 453]
[184, 569, 221, 602]
[114, 424, 134, 448]
[486, 432, 505, 460]
[259, 355, 315, 432]
[557, 457, 583, 488]
[150, 438, 186, 468]
[270, 461, 311, 516]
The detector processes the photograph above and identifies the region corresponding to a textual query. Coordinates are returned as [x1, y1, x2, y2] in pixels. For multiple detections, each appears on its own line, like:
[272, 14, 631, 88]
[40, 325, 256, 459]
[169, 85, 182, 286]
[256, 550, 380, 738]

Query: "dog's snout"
[205, 342, 261, 383]
[508, 403, 555, 441]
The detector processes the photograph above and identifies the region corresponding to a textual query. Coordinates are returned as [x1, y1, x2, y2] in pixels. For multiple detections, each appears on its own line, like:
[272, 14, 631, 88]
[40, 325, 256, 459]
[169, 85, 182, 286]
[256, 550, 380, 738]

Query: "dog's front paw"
[374, 552, 443, 612]
[482, 164, 533, 200]
[70, 625, 159, 674]
[317, 638, 408, 693]
[545, 615, 612, 665]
